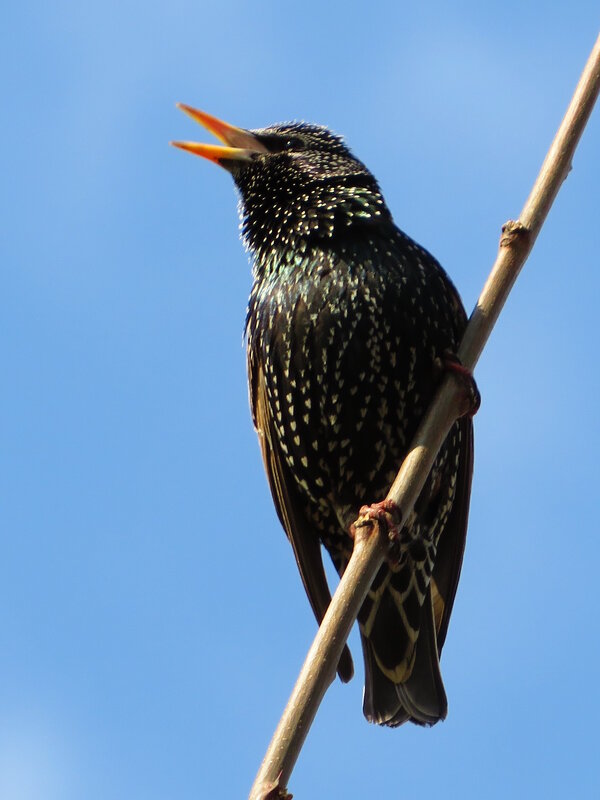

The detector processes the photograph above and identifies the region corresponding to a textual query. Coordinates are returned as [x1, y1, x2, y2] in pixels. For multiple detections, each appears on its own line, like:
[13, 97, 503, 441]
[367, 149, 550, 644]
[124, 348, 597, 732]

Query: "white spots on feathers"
[241, 123, 467, 576]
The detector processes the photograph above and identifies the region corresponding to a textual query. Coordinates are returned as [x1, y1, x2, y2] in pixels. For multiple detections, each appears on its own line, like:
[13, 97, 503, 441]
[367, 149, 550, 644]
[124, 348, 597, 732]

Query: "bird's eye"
[257, 133, 304, 154]
[284, 137, 303, 150]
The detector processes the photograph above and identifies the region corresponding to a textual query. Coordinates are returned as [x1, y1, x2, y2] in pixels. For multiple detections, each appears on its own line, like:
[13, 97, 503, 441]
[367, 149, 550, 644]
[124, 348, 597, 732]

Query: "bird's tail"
[360, 571, 447, 727]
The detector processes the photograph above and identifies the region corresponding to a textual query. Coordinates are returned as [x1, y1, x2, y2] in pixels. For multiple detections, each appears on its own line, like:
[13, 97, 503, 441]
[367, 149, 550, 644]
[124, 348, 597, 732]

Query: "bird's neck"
[239, 180, 392, 273]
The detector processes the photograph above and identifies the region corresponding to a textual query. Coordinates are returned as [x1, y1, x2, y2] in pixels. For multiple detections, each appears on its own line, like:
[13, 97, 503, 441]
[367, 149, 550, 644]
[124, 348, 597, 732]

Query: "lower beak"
[171, 104, 268, 167]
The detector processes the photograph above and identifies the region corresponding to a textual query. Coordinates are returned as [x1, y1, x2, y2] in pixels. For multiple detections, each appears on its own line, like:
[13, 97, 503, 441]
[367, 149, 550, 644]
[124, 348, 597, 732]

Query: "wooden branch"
[249, 32, 600, 800]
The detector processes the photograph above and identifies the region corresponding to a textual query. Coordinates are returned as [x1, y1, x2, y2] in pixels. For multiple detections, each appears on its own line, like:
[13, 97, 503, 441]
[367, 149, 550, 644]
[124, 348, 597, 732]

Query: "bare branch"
[249, 32, 600, 800]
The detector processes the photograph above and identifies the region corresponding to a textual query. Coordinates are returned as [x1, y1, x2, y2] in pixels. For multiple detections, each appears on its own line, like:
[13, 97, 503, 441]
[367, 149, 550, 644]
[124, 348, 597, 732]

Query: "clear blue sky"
[2, 3, 599, 798]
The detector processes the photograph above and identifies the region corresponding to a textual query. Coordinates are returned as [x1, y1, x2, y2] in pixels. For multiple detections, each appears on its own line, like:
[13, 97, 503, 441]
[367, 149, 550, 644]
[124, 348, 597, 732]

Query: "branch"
[249, 32, 600, 800]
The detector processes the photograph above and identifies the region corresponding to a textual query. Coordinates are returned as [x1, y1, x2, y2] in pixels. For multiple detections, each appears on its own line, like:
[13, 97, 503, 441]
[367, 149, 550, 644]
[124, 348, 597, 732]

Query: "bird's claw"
[435, 351, 481, 417]
[352, 499, 403, 551]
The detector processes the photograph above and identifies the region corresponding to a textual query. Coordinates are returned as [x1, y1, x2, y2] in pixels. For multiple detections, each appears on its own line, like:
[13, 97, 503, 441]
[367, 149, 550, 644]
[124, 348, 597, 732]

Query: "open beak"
[171, 104, 268, 167]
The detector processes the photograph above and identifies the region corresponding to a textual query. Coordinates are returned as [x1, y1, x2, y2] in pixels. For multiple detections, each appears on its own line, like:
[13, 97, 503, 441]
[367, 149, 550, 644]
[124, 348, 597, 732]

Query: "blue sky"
[2, 3, 599, 798]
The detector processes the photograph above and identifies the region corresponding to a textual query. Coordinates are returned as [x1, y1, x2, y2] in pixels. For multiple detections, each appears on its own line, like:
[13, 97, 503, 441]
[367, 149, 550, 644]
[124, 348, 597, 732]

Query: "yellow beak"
[171, 104, 268, 166]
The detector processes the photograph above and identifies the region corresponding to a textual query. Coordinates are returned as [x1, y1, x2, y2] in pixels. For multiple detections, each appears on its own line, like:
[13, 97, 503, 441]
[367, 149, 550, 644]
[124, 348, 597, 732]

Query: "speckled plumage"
[179, 115, 474, 726]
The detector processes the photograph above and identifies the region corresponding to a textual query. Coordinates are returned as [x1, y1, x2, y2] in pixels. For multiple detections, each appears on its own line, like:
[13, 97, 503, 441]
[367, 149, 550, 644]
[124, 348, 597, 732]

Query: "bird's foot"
[352, 499, 403, 553]
[435, 351, 481, 418]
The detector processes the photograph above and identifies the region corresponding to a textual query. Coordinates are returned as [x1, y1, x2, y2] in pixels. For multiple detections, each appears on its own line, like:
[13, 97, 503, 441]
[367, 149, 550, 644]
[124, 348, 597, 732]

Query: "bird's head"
[172, 104, 392, 259]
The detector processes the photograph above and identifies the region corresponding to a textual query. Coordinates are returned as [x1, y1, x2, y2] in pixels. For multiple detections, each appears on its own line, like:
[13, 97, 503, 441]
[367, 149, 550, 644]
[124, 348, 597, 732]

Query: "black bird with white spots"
[173, 106, 474, 726]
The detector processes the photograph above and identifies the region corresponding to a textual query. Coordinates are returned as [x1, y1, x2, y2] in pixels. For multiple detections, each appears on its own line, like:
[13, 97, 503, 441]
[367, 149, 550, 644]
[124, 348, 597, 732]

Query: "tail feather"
[362, 585, 447, 727]
[361, 418, 473, 726]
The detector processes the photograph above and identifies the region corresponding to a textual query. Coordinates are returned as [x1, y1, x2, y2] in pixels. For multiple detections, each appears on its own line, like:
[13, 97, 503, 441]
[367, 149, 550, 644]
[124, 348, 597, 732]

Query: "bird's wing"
[248, 350, 354, 682]
[431, 416, 474, 649]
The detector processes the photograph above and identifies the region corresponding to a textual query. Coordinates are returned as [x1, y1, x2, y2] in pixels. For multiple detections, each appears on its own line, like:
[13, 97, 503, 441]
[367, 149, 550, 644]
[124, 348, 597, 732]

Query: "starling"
[173, 105, 474, 726]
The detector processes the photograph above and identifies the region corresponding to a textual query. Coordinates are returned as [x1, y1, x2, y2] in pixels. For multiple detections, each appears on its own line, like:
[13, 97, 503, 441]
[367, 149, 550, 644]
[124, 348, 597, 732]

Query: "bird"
[172, 104, 475, 726]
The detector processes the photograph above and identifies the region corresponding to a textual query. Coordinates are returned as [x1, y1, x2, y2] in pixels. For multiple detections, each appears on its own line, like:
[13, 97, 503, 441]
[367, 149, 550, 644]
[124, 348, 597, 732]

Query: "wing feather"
[248, 350, 354, 682]
[431, 416, 474, 648]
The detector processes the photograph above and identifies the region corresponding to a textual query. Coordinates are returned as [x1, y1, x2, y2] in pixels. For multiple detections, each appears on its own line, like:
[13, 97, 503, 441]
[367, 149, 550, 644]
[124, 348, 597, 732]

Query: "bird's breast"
[247, 243, 455, 535]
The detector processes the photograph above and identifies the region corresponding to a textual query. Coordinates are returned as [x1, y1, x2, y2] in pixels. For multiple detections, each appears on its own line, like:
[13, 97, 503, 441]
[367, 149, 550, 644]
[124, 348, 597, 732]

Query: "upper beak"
[171, 104, 268, 167]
